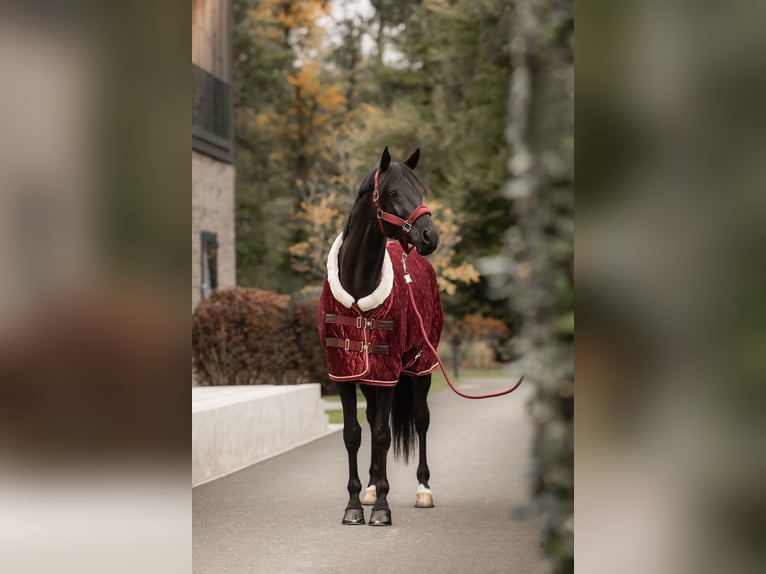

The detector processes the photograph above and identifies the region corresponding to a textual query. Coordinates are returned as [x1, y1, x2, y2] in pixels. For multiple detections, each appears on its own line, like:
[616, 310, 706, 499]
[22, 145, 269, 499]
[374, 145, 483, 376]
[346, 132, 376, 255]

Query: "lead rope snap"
[401, 252, 412, 284]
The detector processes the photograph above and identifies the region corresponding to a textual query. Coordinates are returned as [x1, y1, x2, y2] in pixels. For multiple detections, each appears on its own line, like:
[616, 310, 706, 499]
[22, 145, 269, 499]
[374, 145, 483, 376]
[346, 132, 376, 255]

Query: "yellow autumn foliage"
[241, 0, 346, 199]
[290, 196, 480, 294]
[289, 189, 352, 279]
[424, 200, 480, 294]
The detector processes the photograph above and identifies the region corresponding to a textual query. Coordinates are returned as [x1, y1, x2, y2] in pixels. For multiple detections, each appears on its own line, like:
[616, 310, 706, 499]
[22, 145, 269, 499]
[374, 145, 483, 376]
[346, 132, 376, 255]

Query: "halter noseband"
[373, 169, 432, 252]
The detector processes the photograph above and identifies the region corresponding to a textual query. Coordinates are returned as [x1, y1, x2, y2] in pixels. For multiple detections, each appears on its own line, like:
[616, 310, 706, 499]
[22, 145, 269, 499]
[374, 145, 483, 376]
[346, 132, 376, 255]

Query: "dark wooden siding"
[192, 0, 231, 82]
[192, 0, 233, 162]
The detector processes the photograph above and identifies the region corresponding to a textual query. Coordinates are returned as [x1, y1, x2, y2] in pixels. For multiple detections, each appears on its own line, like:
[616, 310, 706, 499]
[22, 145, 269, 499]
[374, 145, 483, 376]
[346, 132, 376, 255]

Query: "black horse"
[324, 147, 442, 527]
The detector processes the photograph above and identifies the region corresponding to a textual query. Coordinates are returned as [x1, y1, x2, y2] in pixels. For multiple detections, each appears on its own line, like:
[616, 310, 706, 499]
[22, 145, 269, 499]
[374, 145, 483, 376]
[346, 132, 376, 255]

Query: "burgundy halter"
[373, 169, 432, 252]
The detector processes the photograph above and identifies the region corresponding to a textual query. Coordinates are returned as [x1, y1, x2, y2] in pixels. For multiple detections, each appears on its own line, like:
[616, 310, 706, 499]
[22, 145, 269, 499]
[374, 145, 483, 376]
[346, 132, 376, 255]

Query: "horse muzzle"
[412, 223, 439, 255]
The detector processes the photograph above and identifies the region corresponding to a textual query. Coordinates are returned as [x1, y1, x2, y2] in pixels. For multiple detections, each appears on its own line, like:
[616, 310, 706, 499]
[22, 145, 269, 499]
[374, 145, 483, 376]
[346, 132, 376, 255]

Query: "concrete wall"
[192, 384, 331, 486]
[192, 149, 236, 310]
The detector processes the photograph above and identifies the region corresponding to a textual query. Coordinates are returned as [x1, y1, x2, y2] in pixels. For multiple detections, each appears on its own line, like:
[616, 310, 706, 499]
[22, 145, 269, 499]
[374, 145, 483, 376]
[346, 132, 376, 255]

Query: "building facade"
[192, 0, 235, 310]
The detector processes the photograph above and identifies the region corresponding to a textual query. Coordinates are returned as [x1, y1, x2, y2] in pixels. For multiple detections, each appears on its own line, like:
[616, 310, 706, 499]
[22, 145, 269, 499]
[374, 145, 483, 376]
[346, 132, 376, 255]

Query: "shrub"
[192, 287, 306, 386]
[452, 313, 510, 339]
[192, 286, 337, 391]
[444, 313, 512, 368]
[289, 293, 336, 395]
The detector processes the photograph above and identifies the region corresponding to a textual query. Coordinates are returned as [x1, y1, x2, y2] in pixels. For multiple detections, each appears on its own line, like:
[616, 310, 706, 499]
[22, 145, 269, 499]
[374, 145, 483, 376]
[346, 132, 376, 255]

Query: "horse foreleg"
[369, 386, 395, 526]
[413, 375, 434, 508]
[360, 384, 378, 506]
[339, 383, 364, 525]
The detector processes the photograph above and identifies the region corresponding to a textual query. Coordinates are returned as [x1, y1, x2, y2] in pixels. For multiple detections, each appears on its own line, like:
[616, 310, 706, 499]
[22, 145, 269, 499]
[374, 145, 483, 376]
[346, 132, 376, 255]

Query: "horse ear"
[379, 146, 391, 172]
[404, 148, 420, 170]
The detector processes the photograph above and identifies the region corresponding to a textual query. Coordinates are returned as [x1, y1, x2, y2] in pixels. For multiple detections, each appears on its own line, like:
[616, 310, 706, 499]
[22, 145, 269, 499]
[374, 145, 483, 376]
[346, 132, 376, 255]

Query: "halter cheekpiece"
[373, 169, 432, 252]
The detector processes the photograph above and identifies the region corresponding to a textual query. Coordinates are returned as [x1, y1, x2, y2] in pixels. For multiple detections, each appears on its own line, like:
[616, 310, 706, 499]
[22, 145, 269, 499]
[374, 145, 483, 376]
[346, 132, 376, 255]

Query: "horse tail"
[392, 374, 416, 463]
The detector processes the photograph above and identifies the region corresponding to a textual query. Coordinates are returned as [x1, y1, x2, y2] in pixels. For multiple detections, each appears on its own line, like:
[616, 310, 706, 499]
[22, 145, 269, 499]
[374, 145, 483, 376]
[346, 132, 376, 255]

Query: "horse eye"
[388, 189, 398, 198]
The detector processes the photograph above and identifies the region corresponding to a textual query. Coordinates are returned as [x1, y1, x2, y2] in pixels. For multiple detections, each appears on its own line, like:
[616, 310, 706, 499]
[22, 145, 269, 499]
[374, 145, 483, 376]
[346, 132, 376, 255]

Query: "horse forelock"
[400, 165, 430, 199]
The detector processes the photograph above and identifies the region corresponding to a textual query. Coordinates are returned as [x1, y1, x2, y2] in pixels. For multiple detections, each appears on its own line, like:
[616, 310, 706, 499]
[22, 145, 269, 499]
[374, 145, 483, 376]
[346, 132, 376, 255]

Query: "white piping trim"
[358, 377, 399, 386]
[402, 362, 440, 377]
[326, 233, 393, 312]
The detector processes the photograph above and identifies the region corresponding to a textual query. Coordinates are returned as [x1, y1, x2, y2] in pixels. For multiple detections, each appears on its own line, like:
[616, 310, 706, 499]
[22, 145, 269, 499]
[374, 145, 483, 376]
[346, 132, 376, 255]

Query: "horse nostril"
[423, 229, 431, 244]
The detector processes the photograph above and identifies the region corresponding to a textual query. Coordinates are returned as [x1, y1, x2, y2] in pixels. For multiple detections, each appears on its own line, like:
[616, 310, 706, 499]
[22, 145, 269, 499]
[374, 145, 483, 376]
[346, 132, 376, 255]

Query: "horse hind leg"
[413, 374, 434, 508]
[361, 486, 377, 506]
[416, 483, 434, 508]
[360, 384, 378, 506]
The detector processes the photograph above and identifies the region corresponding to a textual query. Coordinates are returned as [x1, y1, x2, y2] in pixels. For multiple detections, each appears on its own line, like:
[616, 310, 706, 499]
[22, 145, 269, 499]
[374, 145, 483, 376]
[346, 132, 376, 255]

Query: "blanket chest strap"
[324, 314, 393, 331]
[326, 337, 390, 355]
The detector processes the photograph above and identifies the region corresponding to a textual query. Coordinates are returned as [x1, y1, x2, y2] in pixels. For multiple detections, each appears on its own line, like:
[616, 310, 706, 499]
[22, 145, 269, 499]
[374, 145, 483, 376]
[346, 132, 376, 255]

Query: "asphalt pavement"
[193, 377, 546, 574]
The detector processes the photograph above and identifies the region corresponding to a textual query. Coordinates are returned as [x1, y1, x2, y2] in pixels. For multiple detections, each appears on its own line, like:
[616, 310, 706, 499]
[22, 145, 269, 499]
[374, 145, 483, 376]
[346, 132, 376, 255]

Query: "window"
[200, 231, 219, 300]
[192, 63, 233, 161]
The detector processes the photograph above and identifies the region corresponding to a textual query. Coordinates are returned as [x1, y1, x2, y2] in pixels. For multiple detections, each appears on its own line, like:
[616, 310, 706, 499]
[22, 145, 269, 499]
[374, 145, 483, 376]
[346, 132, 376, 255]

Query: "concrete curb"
[193, 384, 331, 487]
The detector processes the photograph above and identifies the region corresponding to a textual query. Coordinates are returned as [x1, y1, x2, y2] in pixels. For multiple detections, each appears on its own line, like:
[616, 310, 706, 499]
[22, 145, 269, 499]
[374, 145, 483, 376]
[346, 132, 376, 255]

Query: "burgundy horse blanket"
[319, 233, 444, 386]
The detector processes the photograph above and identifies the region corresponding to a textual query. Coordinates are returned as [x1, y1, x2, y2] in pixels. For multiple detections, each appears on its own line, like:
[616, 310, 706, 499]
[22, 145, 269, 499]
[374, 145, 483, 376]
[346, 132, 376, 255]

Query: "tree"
[234, 0, 347, 291]
[363, 0, 518, 325]
[234, 0, 296, 290]
[479, 0, 574, 571]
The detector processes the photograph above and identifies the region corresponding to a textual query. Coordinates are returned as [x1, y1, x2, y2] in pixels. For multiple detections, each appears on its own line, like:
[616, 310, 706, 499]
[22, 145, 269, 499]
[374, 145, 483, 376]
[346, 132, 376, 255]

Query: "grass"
[326, 408, 366, 424]
[323, 368, 509, 423]
[429, 367, 506, 394]
[323, 388, 366, 403]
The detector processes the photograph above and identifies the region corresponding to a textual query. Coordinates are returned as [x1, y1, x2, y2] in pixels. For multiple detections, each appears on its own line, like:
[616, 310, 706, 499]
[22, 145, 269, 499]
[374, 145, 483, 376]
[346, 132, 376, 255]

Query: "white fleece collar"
[327, 233, 393, 311]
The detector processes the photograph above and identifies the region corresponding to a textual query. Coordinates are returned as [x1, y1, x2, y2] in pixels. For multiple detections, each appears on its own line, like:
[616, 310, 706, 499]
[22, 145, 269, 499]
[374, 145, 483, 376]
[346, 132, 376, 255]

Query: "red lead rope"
[401, 253, 525, 399]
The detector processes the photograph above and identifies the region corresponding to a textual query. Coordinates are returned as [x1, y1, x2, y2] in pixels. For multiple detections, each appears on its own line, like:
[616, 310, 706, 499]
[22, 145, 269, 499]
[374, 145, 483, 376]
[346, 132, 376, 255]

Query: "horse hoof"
[361, 485, 377, 506]
[415, 484, 434, 508]
[368, 508, 392, 526]
[342, 508, 365, 525]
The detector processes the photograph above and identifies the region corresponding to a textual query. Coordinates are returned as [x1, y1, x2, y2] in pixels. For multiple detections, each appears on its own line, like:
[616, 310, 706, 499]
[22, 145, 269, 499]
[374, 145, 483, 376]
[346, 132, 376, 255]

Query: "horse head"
[374, 146, 440, 256]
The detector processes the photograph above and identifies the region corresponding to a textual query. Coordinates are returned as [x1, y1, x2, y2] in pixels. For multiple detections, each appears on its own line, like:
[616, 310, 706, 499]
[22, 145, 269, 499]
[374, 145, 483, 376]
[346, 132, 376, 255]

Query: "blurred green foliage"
[479, 0, 574, 571]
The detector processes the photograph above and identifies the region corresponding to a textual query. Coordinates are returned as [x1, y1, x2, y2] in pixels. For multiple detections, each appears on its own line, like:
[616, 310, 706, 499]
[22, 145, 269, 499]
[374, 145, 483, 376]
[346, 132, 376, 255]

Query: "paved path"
[193, 378, 546, 574]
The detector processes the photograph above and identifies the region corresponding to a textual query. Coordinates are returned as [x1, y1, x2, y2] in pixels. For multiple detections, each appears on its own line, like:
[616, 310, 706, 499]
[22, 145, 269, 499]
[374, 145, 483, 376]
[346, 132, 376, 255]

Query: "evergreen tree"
[234, 0, 346, 291]
[480, 0, 574, 571]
